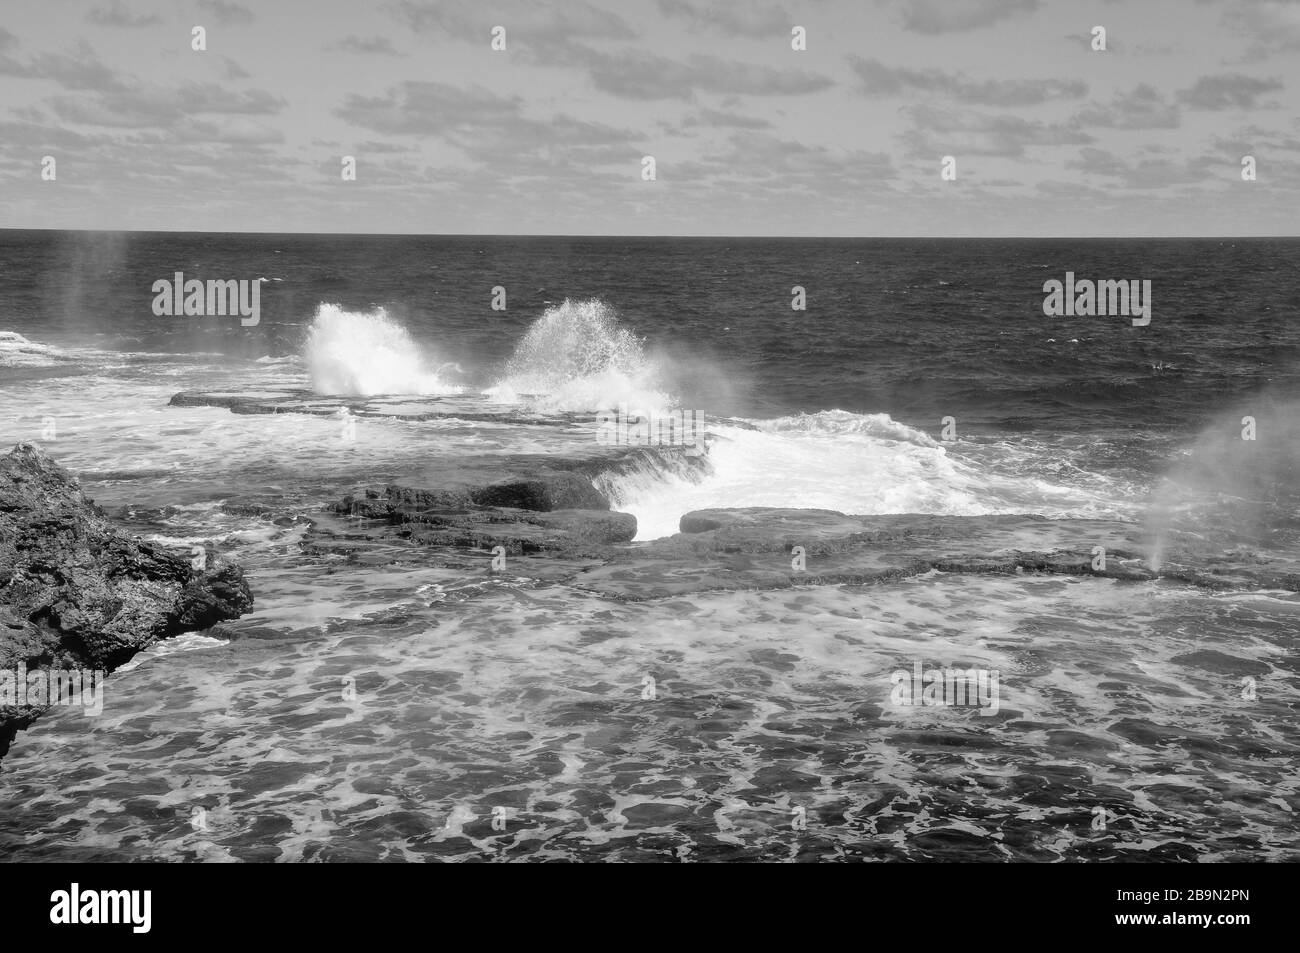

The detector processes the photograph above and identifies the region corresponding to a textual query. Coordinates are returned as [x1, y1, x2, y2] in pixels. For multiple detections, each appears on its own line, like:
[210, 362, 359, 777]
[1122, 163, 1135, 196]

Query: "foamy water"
[1, 572, 1295, 861]
[603, 412, 1142, 540]
[0, 331, 64, 367]
[3, 303, 1296, 863]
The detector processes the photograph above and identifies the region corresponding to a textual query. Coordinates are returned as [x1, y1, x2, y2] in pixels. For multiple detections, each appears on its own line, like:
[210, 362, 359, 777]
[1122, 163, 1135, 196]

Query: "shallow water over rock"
[2, 548, 1296, 861]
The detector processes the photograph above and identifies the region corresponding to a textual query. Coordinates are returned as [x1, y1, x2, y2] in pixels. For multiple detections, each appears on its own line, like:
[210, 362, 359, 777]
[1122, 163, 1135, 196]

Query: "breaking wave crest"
[486, 299, 669, 413]
[304, 304, 462, 396]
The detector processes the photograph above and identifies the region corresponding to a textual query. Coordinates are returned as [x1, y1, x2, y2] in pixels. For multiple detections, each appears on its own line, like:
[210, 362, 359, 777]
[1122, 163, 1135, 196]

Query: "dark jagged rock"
[405, 509, 636, 554]
[0, 443, 254, 759]
[469, 473, 609, 511]
[328, 479, 636, 557]
[336, 475, 609, 518]
[349, 485, 474, 515]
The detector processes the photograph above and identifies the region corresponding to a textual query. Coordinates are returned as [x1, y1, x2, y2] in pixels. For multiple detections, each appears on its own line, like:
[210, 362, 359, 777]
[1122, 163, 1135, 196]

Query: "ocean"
[1, 230, 1297, 862]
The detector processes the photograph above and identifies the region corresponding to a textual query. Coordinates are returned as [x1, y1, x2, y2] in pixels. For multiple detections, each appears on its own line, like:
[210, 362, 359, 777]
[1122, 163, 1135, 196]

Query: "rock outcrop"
[331, 479, 637, 556]
[0, 443, 254, 759]
[308, 496, 1300, 603]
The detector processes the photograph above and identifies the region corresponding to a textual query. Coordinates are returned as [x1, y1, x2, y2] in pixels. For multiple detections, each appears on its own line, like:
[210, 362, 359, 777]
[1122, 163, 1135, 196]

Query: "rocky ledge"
[567, 508, 1300, 599]
[0, 443, 254, 759]
[169, 388, 590, 427]
[309, 486, 1300, 602]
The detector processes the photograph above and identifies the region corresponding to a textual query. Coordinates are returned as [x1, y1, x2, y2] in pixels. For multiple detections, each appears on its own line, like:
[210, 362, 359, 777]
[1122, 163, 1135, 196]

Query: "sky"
[0, 0, 1297, 235]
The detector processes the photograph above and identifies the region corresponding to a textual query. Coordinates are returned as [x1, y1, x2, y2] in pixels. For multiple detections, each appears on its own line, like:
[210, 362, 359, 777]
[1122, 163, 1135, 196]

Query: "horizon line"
[1, 227, 1297, 240]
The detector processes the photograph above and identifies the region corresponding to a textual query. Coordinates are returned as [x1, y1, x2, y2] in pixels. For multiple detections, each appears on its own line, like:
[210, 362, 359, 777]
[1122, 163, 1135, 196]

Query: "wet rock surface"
[172, 387, 1293, 608]
[307, 494, 1299, 603]
[169, 388, 587, 427]
[0, 443, 254, 759]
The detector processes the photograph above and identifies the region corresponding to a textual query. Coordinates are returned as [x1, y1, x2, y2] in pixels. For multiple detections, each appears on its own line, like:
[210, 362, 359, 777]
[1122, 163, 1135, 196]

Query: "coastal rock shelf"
[310, 488, 1300, 602]
[329, 481, 637, 555]
[169, 388, 592, 427]
[0, 443, 255, 758]
[570, 508, 1300, 599]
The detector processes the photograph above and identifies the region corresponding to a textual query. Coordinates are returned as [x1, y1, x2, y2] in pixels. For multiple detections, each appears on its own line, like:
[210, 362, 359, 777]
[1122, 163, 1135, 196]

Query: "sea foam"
[0, 331, 63, 367]
[601, 410, 1135, 540]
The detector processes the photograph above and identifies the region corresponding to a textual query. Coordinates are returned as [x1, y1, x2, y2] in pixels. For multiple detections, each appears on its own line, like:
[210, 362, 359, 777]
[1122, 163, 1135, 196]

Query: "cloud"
[678, 107, 774, 130]
[1073, 85, 1181, 130]
[164, 116, 286, 145]
[848, 56, 1086, 106]
[666, 131, 896, 208]
[717, 131, 894, 178]
[1220, 0, 1300, 57]
[87, 1, 162, 27]
[220, 56, 250, 80]
[1209, 124, 1300, 155]
[335, 82, 523, 135]
[0, 118, 117, 153]
[566, 45, 833, 99]
[3, 0, 1296, 234]
[1065, 146, 1216, 189]
[1033, 178, 1123, 202]
[176, 84, 285, 115]
[333, 80, 641, 180]
[655, 0, 793, 38]
[902, 104, 1092, 157]
[356, 140, 420, 154]
[1177, 73, 1284, 110]
[196, 0, 254, 26]
[45, 82, 285, 128]
[881, 0, 1040, 34]
[1197, 126, 1300, 189]
[0, 40, 131, 92]
[387, 0, 637, 41]
[330, 35, 403, 56]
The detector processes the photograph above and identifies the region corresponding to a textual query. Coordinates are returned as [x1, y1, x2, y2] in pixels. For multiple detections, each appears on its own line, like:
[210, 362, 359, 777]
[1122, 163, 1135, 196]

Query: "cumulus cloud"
[568, 45, 833, 99]
[333, 80, 641, 180]
[196, 0, 255, 26]
[3, 0, 1297, 234]
[655, 0, 793, 38]
[1177, 73, 1284, 110]
[0, 39, 132, 92]
[335, 82, 525, 135]
[902, 104, 1092, 157]
[1073, 85, 1181, 130]
[45, 82, 285, 128]
[882, 0, 1040, 34]
[1065, 146, 1216, 189]
[678, 107, 774, 130]
[87, 1, 161, 27]
[849, 56, 1086, 105]
[669, 131, 897, 203]
[330, 35, 403, 55]
[1220, 0, 1300, 57]
[387, 0, 637, 41]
